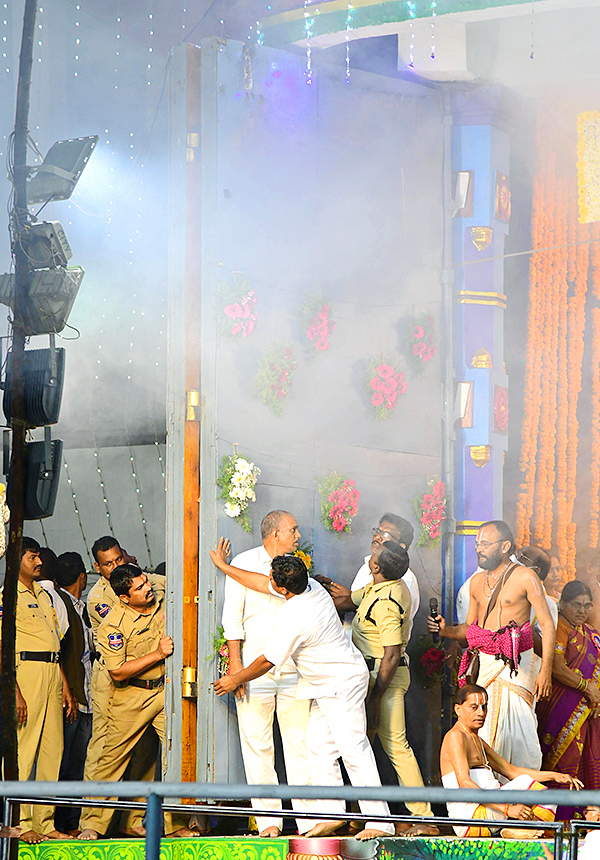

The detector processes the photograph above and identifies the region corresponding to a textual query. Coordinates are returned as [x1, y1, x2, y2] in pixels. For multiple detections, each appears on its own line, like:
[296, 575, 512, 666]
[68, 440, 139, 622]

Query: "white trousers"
[235, 672, 316, 833]
[305, 682, 394, 834]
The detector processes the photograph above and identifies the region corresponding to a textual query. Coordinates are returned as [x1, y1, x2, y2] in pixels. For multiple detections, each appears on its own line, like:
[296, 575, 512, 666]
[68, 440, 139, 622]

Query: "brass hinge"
[182, 666, 198, 699]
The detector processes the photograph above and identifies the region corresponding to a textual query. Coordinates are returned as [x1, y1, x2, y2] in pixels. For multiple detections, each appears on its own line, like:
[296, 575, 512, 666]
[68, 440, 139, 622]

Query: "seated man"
[211, 539, 394, 841]
[440, 684, 581, 838]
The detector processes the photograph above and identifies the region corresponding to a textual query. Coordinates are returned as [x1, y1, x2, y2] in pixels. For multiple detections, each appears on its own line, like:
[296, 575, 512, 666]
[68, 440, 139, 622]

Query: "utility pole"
[1, 1, 38, 837]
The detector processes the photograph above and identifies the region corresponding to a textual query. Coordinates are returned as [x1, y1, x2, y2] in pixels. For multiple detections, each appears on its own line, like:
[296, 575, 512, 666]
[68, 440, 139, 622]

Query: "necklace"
[483, 562, 511, 599]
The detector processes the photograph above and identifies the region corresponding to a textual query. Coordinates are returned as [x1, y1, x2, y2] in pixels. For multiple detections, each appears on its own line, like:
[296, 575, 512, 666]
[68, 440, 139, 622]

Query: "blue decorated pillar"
[451, 92, 511, 611]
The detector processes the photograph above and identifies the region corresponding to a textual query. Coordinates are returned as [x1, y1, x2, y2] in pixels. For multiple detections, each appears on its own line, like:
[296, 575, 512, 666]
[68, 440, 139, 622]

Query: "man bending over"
[441, 684, 581, 838]
[211, 539, 394, 840]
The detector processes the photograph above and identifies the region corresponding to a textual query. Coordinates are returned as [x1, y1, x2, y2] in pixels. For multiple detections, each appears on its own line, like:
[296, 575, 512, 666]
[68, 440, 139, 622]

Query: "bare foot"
[258, 826, 282, 838]
[19, 830, 48, 844]
[354, 828, 389, 841]
[78, 829, 100, 840]
[167, 827, 203, 838]
[304, 821, 345, 837]
[0, 826, 21, 838]
[394, 822, 413, 835]
[405, 823, 439, 836]
[120, 826, 146, 837]
[46, 830, 74, 840]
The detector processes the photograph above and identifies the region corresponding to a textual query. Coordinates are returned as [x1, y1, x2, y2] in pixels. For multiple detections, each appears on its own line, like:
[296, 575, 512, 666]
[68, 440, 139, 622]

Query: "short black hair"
[455, 683, 488, 705]
[561, 579, 593, 604]
[109, 563, 143, 597]
[260, 510, 294, 541]
[21, 536, 41, 558]
[38, 547, 58, 581]
[479, 520, 515, 554]
[378, 541, 410, 581]
[270, 555, 308, 594]
[379, 514, 414, 548]
[55, 552, 86, 588]
[92, 536, 121, 563]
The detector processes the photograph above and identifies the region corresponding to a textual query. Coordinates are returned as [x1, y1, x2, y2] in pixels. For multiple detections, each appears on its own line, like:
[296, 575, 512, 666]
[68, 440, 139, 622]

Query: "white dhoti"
[477, 649, 542, 770]
[442, 769, 556, 836]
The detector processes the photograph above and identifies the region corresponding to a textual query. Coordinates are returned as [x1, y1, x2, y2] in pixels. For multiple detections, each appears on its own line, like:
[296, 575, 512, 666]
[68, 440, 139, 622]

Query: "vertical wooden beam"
[180, 42, 202, 771]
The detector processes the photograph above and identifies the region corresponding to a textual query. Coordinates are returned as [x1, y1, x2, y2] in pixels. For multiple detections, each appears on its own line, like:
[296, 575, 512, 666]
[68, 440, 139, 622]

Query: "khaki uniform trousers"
[17, 660, 63, 833]
[80, 684, 181, 835]
[83, 662, 157, 831]
[368, 664, 432, 818]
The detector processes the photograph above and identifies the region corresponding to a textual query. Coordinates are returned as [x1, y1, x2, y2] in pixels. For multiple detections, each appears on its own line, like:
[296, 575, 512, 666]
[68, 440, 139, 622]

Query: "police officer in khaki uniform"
[84, 537, 160, 835]
[79, 564, 198, 839]
[1, 537, 74, 843]
[331, 541, 436, 835]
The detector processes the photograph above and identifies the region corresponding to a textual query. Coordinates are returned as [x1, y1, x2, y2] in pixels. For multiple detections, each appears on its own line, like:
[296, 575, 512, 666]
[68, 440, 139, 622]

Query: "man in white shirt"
[221, 510, 314, 837]
[214, 544, 394, 841]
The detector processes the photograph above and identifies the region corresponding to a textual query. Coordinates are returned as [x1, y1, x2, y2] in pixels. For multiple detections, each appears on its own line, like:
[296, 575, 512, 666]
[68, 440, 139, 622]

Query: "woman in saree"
[537, 580, 600, 798]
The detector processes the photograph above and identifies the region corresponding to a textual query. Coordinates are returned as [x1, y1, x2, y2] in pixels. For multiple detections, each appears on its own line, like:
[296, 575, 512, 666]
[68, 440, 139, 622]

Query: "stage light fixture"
[25, 221, 73, 269]
[25, 135, 99, 205]
[0, 266, 84, 335]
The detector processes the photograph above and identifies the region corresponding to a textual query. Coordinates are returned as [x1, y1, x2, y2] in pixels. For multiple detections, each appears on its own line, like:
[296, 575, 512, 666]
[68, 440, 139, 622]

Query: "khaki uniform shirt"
[0, 580, 61, 655]
[351, 578, 411, 660]
[98, 593, 165, 683]
[88, 573, 165, 644]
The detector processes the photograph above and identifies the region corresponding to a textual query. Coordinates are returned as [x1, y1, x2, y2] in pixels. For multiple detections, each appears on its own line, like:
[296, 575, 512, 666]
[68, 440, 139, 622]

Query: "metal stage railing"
[1, 781, 599, 860]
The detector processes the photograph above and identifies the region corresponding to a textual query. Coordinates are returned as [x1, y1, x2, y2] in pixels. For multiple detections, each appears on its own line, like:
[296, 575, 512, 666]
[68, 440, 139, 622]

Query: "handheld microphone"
[429, 597, 439, 643]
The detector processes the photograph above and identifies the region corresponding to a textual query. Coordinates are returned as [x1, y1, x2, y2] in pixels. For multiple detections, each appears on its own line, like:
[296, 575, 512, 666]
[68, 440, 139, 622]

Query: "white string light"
[73, 4, 81, 77]
[63, 458, 93, 566]
[430, 0, 437, 60]
[304, 0, 314, 84]
[345, 3, 353, 83]
[181, 3, 188, 33]
[94, 448, 114, 534]
[114, 7, 121, 91]
[129, 446, 152, 567]
[146, 4, 154, 87]
[2, 3, 10, 75]
[405, 0, 416, 68]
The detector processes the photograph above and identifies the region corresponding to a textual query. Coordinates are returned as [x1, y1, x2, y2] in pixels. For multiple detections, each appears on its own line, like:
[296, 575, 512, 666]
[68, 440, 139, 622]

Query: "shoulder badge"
[0, 605, 3, 617]
[95, 603, 110, 618]
[108, 632, 124, 650]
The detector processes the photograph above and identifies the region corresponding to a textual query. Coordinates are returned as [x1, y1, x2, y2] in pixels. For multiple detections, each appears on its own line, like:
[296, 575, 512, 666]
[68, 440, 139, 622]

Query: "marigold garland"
[590, 307, 600, 548]
[516, 112, 590, 578]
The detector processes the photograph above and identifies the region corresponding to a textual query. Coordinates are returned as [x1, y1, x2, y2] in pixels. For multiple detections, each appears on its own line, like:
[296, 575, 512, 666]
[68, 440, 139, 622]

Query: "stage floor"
[15, 836, 564, 860]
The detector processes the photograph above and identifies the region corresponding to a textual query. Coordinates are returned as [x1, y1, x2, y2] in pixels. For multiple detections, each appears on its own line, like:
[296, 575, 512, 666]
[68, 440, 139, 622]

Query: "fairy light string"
[345, 3, 353, 83]
[304, 0, 314, 84]
[405, 0, 416, 68]
[63, 457, 93, 567]
[94, 447, 114, 535]
[430, 0, 437, 60]
[128, 445, 153, 568]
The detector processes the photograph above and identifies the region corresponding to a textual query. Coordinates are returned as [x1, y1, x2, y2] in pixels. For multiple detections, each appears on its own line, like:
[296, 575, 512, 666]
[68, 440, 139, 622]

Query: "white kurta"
[221, 545, 313, 834]
[264, 580, 394, 834]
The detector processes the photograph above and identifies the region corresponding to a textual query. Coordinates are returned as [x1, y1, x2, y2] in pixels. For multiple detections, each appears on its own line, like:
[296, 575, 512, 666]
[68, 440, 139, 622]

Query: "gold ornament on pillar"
[471, 348, 493, 369]
[470, 445, 491, 468]
[470, 226, 493, 251]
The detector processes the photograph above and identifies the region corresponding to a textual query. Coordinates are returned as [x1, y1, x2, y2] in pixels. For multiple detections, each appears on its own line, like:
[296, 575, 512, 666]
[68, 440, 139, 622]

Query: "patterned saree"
[537, 617, 600, 789]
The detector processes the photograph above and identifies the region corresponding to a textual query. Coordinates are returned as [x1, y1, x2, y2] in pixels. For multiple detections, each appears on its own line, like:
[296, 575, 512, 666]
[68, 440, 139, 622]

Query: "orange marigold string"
[590, 307, 600, 548]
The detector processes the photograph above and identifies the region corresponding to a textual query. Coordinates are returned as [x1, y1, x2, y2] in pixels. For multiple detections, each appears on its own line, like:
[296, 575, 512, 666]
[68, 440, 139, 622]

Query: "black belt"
[364, 655, 406, 671]
[127, 677, 164, 690]
[19, 651, 60, 663]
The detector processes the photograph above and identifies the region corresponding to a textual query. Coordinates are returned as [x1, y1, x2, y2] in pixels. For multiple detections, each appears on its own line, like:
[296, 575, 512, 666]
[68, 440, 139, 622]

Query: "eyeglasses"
[515, 552, 540, 573]
[372, 527, 395, 541]
[474, 539, 504, 549]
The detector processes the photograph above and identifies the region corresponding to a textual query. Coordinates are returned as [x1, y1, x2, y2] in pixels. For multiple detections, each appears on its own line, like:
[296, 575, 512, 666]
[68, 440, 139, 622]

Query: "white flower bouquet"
[217, 454, 260, 533]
